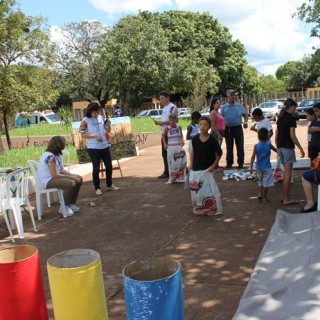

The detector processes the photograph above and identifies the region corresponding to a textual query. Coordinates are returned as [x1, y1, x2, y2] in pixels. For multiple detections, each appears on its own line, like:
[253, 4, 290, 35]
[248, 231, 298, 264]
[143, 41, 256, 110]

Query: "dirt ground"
[0, 119, 312, 320]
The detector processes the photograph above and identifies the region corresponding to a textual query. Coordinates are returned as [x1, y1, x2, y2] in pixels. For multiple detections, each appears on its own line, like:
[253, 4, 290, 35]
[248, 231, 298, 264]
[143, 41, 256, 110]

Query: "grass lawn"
[0, 118, 191, 168]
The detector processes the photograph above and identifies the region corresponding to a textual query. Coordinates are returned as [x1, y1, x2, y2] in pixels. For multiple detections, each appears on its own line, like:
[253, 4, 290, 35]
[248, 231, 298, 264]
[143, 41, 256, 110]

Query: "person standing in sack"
[220, 89, 248, 169]
[162, 113, 187, 184]
[189, 116, 223, 216]
[275, 98, 304, 206]
[79, 102, 119, 196]
[154, 91, 178, 179]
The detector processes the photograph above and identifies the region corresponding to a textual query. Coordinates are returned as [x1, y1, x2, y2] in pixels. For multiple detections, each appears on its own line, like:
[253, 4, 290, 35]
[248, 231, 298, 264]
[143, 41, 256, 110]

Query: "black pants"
[87, 147, 113, 189]
[161, 138, 169, 175]
[225, 125, 244, 167]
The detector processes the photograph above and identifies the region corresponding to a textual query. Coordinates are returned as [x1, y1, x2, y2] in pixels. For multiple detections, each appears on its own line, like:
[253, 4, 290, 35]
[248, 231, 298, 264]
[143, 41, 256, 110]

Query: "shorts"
[257, 168, 274, 187]
[277, 148, 296, 165]
[303, 169, 320, 185]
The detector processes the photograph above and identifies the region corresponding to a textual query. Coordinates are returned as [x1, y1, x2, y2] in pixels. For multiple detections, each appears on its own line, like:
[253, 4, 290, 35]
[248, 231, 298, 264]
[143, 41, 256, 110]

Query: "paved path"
[0, 121, 310, 319]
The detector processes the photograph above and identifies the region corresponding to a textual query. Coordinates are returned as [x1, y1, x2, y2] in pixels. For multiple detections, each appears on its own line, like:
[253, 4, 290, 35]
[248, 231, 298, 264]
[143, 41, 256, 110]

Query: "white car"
[15, 110, 61, 127]
[251, 101, 283, 121]
[136, 109, 163, 119]
[178, 108, 191, 118]
[200, 106, 210, 116]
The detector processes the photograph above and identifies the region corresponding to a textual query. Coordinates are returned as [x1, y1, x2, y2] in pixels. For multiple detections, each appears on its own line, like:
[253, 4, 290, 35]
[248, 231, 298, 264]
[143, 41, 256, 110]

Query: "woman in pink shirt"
[209, 97, 225, 145]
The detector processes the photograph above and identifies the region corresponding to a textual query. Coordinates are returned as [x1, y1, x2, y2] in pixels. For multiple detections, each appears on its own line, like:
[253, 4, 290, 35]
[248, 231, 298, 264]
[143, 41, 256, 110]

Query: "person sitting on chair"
[300, 169, 320, 213]
[37, 136, 83, 217]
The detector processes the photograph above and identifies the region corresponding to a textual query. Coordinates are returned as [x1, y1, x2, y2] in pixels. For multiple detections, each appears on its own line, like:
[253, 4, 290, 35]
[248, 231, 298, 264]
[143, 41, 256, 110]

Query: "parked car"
[15, 110, 61, 127]
[269, 98, 286, 103]
[251, 101, 284, 121]
[135, 109, 163, 119]
[178, 107, 191, 118]
[200, 106, 210, 116]
[296, 98, 320, 119]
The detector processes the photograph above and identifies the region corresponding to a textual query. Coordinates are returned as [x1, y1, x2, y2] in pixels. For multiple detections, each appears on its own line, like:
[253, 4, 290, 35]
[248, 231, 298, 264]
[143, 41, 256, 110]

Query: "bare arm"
[162, 128, 168, 149]
[250, 123, 257, 132]
[268, 130, 274, 141]
[81, 132, 103, 142]
[189, 150, 194, 170]
[249, 146, 257, 174]
[208, 152, 221, 172]
[186, 125, 192, 140]
[290, 127, 305, 158]
[179, 126, 185, 146]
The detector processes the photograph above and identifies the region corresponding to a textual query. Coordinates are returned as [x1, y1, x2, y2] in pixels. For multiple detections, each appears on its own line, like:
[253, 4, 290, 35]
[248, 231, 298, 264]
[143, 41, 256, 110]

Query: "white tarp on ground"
[233, 210, 320, 320]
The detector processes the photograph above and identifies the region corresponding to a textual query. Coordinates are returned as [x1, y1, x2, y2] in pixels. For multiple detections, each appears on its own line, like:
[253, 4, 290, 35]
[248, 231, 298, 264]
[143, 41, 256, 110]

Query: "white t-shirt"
[256, 118, 273, 133]
[37, 151, 63, 188]
[161, 102, 177, 132]
[256, 118, 273, 143]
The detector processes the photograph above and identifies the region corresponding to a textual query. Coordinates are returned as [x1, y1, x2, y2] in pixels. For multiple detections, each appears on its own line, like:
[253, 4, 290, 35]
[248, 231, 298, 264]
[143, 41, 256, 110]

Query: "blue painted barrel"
[122, 257, 184, 320]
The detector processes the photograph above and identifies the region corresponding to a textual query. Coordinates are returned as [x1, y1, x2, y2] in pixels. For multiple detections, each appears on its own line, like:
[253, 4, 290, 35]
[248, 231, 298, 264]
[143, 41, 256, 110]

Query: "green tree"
[295, 0, 320, 37]
[156, 11, 252, 95]
[0, 0, 57, 149]
[240, 65, 261, 96]
[309, 49, 320, 85]
[101, 13, 170, 111]
[54, 21, 109, 106]
[258, 75, 286, 94]
[276, 60, 312, 89]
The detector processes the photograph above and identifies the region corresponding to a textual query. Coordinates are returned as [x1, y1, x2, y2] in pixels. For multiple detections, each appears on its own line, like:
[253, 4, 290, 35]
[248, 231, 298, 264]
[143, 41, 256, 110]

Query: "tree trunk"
[3, 112, 11, 150]
[0, 134, 4, 154]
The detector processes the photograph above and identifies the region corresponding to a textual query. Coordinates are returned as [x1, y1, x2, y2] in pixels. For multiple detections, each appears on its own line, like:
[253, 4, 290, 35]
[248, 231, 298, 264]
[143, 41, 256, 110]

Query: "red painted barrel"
[0, 245, 48, 320]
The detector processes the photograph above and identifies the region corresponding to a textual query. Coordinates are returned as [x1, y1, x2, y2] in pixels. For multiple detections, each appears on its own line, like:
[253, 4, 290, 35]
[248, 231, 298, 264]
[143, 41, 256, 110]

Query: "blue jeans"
[87, 147, 113, 189]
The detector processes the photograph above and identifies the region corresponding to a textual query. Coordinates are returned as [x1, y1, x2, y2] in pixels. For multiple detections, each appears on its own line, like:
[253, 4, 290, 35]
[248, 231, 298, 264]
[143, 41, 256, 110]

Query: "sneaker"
[59, 206, 75, 217]
[106, 184, 120, 191]
[69, 204, 80, 213]
[95, 188, 102, 196]
[158, 172, 169, 179]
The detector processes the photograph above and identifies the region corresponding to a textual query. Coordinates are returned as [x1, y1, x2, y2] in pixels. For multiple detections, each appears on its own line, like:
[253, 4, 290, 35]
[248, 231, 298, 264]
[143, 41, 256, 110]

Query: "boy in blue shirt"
[249, 128, 277, 203]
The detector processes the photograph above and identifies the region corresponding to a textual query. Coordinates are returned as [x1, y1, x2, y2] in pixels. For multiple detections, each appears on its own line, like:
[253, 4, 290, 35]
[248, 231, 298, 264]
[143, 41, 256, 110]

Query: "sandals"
[282, 199, 299, 205]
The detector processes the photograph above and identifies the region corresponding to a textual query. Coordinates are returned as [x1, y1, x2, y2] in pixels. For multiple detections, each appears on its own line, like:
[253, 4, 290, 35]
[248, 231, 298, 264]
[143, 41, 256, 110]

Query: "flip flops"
[282, 199, 299, 205]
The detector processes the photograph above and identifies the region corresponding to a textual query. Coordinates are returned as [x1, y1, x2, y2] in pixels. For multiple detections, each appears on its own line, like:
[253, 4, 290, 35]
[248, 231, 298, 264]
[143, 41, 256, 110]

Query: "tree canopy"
[295, 0, 320, 37]
[0, 0, 58, 148]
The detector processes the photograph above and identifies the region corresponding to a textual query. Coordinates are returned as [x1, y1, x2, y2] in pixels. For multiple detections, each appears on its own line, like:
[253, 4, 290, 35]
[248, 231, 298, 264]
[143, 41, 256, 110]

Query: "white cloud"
[89, 0, 319, 75]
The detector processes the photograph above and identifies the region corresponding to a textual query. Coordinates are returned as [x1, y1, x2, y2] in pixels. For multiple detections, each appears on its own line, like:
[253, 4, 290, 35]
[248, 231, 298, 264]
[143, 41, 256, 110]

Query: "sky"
[18, 0, 319, 76]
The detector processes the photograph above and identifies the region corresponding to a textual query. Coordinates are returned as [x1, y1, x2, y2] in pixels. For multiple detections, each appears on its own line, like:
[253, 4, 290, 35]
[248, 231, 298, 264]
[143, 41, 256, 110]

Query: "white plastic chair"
[0, 168, 37, 241]
[0, 173, 15, 242]
[27, 160, 68, 219]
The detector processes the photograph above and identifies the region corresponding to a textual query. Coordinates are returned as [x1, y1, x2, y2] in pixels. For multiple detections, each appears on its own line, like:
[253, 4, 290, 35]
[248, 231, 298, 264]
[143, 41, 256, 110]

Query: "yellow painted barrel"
[47, 249, 108, 320]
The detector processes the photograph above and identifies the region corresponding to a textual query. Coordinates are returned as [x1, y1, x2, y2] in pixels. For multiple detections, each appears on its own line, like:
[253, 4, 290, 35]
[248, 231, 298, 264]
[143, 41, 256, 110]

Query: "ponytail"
[277, 98, 297, 121]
